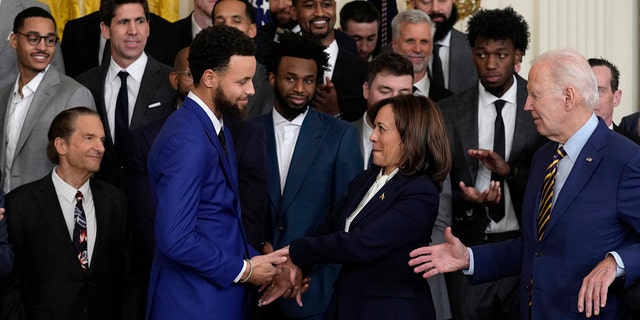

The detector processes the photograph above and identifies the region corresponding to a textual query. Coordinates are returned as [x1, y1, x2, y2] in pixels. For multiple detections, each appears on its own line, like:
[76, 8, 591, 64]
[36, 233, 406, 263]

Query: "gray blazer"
[0, 0, 65, 89]
[0, 66, 96, 192]
[447, 29, 477, 94]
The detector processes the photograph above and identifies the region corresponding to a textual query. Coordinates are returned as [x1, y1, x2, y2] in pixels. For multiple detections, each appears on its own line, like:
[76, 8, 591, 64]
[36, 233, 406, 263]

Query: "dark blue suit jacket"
[254, 107, 362, 317]
[471, 119, 640, 319]
[290, 168, 439, 320]
[146, 97, 255, 320]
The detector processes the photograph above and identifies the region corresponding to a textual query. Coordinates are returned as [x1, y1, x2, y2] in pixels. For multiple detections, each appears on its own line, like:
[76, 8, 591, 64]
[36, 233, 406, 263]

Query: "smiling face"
[370, 104, 403, 174]
[392, 22, 432, 81]
[472, 36, 520, 97]
[269, 0, 295, 27]
[293, 0, 336, 45]
[100, 3, 149, 69]
[11, 16, 56, 82]
[57, 115, 106, 177]
[214, 55, 256, 118]
[269, 56, 318, 121]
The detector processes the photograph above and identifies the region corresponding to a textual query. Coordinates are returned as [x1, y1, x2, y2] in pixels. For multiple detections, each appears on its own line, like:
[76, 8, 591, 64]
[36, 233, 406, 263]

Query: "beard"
[215, 85, 247, 120]
[432, 4, 459, 43]
[274, 86, 310, 119]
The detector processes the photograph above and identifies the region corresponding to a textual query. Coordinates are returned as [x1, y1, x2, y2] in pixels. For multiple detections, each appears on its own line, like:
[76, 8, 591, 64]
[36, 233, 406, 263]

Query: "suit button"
[278, 226, 284, 231]
[534, 251, 543, 257]
[483, 235, 488, 241]
[524, 284, 530, 290]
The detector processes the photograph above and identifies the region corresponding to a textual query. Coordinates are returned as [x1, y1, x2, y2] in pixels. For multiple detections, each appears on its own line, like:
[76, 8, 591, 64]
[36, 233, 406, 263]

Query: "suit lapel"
[348, 172, 403, 230]
[457, 88, 480, 184]
[338, 169, 378, 230]
[509, 75, 532, 159]
[130, 57, 160, 128]
[262, 114, 283, 212]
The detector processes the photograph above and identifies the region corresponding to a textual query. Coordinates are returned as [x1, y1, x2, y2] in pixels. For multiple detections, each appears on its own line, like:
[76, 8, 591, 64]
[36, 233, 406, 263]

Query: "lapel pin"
[586, 157, 592, 162]
[379, 193, 385, 200]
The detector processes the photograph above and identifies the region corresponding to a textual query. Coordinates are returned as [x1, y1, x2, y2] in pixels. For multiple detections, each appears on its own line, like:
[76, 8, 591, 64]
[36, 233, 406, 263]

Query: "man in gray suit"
[0, 0, 65, 89]
[0, 7, 95, 194]
[411, 0, 477, 94]
[76, 0, 176, 190]
[437, 8, 545, 319]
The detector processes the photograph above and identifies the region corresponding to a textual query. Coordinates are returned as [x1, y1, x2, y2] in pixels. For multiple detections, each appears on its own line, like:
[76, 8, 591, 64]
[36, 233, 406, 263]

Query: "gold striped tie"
[536, 146, 567, 241]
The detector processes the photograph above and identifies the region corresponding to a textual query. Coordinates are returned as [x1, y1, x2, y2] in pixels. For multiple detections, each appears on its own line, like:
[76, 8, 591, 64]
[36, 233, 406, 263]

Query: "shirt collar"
[187, 91, 223, 134]
[12, 64, 49, 99]
[52, 167, 92, 204]
[436, 30, 452, 47]
[562, 113, 599, 162]
[107, 52, 148, 83]
[478, 74, 518, 108]
[273, 106, 308, 127]
[190, 12, 203, 40]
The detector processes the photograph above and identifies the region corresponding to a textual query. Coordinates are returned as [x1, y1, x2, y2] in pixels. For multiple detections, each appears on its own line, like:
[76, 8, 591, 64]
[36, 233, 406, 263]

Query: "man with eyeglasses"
[0, 7, 95, 194]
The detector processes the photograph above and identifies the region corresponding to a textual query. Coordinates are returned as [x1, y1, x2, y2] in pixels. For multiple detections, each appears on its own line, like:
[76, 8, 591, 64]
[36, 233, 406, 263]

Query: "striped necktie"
[536, 146, 567, 241]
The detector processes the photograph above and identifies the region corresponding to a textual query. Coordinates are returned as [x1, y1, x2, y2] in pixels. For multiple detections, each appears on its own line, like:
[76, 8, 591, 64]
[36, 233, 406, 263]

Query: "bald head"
[170, 47, 194, 105]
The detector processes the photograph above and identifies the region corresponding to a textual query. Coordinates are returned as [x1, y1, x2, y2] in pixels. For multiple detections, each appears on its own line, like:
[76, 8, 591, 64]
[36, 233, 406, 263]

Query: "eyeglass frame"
[14, 31, 59, 47]
[174, 70, 192, 79]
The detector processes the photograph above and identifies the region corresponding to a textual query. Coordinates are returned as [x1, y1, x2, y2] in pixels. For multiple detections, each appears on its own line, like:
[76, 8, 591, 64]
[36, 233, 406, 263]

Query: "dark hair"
[367, 52, 413, 85]
[588, 57, 620, 92]
[212, 0, 257, 24]
[100, 0, 150, 25]
[339, 1, 380, 30]
[264, 31, 329, 79]
[189, 25, 256, 84]
[466, 7, 529, 56]
[370, 95, 451, 183]
[13, 7, 56, 33]
[47, 107, 100, 164]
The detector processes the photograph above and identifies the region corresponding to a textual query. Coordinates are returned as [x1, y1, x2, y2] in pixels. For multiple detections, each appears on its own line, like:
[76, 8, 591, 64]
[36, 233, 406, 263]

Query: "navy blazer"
[290, 168, 439, 320]
[471, 119, 640, 319]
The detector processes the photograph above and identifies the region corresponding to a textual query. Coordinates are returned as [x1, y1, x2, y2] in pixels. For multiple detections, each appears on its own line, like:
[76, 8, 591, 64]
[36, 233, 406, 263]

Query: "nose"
[246, 79, 255, 97]
[524, 96, 533, 111]
[96, 140, 106, 153]
[369, 128, 378, 142]
[432, 1, 443, 13]
[486, 54, 497, 69]
[127, 21, 138, 34]
[293, 79, 305, 93]
[313, 3, 323, 16]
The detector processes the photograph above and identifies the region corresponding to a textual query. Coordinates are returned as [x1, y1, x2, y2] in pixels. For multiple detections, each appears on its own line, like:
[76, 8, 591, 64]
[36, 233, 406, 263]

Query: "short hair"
[370, 95, 451, 183]
[100, 0, 150, 26]
[189, 25, 256, 84]
[339, 1, 380, 30]
[367, 52, 414, 85]
[13, 7, 56, 33]
[264, 31, 329, 80]
[588, 57, 620, 92]
[466, 7, 529, 55]
[391, 9, 435, 41]
[47, 107, 100, 164]
[212, 0, 257, 24]
[532, 49, 599, 109]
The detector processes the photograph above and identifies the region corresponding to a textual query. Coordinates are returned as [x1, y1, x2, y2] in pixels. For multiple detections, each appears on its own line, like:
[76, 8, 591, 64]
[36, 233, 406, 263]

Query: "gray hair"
[531, 49, 598, 109]
[391, 9, 435, 41]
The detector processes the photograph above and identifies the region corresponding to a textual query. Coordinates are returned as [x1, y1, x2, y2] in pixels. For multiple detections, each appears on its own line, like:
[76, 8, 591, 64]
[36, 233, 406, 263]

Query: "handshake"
[241, 244, 309, 307]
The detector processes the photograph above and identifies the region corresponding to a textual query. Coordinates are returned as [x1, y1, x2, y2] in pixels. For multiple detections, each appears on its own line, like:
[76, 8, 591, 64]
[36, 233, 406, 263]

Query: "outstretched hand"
[467, 149, 510, 177]
[257, 246, 308, 307]
[246, 251, 288, 286]
[459, 180, 502, 206]
[408, 227, 470, 279]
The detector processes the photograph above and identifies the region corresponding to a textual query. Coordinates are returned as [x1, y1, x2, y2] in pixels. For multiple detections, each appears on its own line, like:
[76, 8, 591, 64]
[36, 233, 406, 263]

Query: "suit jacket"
[0, 0, 65, 89]
[0, 66, 96, 193]
[472, 119, 640, 319]
[0, 193, 10, 278]
[613, 123, 640, 144]
[62, 11, 180, 78]
[447, 29, 477, 94]
[254, 107, 362, 317]
[332, 48, 368, 122]
[438, 75, 546, 246]
[75, 56, 176, 190]
[146, 97, 256, 320]
[290, 168, 438, 320]
[619, 112, 640, 137]
[171, 13, 195, 58]
[3, 175, 139, 320]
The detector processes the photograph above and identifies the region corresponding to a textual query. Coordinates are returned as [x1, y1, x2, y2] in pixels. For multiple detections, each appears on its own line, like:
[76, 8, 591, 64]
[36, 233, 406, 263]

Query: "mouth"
[31, 52, 50, 62]
[429, 13, 446, 23]
[123, 39, 141, 49]
[483, 74, 502, 84]
[288, 95, 308, 106]
[310, 18, 329, 29]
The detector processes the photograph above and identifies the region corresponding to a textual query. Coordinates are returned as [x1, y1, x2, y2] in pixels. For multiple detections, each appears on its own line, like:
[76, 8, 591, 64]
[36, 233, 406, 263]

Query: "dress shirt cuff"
[463, 247, 475, 275]
[233, 260, 248, 283]
[607, 251, 625, 277]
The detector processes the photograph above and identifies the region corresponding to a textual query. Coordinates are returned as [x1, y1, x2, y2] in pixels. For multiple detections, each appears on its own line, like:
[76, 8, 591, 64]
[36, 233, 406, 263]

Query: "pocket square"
[148, 102, 161, 108]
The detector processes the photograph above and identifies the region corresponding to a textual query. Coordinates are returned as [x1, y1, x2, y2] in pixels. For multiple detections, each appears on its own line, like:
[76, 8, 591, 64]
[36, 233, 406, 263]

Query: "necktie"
[218, 127, 227, 156]
[536, 146, 567, 241]
[73, 191, 88, 272]
[430, 44, 445, 91]
[488, 100, 506, 222]
[380, 0, 388, 46]
[115, 71, 129, 157]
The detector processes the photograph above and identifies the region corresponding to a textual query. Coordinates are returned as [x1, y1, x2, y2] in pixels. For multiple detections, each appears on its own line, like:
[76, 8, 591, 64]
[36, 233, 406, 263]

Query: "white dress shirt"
[104, 53, 148, 139]
[412, 73, 431, 97]
[323, 39, 339, 82]
[344, 168, 399, 231]
[273, 106, 308, 194]
[52, 169, 97, 266]
[433, 31, 452, 89]
[191, 13, 204, 40]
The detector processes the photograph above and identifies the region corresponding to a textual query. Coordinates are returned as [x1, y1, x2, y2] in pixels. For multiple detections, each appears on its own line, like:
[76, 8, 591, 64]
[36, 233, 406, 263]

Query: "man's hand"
[577, 255, 617, 317]
[459, 180, 502, 206]
[313, 77, 339, 116]
[262, 241, 274, 255]
[245, 251, 288, 286]
[258, 246, 307, 307]
[467, 149, 510, 177]
[408, 227, 470, 278]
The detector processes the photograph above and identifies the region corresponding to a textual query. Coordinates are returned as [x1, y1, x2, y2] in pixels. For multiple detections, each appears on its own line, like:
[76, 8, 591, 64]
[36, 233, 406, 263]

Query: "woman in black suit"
[260, 94, 451, 319]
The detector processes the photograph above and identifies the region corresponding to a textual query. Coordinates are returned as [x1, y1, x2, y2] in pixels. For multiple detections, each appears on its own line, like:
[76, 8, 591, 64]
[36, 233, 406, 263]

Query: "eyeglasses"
[174, 70, 192, 79]
[14, 31, 58, 47]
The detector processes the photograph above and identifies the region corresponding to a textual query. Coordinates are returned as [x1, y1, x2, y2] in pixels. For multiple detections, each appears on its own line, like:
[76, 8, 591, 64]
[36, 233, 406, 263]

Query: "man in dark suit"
[0, 7, 95, 194]
[620, 112, 640, 137]
[293, 0, 368, 121]
[588, 58, 640, 144]
[3, 107, 139, 320]
[172, 0, 214, 54]
[436, 8, 545, 319]
[0, 196, 10, 278]
[255, 31, 362, 320]
[62, 1, 179, 78]
[259, 0, 297, 40]
[76, 0, 176, 190]
[410, 48, 640, 320]
[411, 0, 477, 94]
[391, 10, 452, 102]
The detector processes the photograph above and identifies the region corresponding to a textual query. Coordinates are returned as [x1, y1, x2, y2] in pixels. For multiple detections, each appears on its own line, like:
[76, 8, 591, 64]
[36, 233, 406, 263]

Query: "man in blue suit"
[409, 49, 640, 319]
[145, 25, 286, 320]
[254, 32, 363, 319]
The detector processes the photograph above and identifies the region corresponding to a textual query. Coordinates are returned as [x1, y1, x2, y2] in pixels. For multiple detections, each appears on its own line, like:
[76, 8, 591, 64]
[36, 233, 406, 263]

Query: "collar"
[436, 30, 452, 48]
[478, 74, 518, 108]
[273, 106, 308, 127]
[107, 52, 148, 83]
[13, 64, 49, 99]
[187, 91, 224, 134]
[562, 113, 598, 162]
[52, 167, 92, 203]
[191, 12, 203, 40]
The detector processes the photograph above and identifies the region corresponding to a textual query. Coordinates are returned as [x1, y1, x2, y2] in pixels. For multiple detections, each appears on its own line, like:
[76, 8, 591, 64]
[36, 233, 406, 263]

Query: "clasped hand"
[257, 245, 309, 307]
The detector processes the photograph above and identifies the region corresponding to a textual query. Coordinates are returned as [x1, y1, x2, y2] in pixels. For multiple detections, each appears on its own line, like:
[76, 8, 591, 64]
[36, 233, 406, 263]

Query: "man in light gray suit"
[0, 0, 65, 89]
[0, 7, 95, 194]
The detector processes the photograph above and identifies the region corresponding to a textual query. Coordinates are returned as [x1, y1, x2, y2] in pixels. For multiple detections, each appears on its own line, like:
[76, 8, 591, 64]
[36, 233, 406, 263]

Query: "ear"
[169, 72, 179, 90]
[9, 33, 17, 49]
[248, 23, 257, 38]
[392, 40, 398, 53]
[563, 86, 576, 110]
[99, 21, 111, 40]
[613, 89, 622, 108]
[362, 81, 370, 100]
[54, 137, 67, 157]
[268, 72, 276, 87]
[201, 69, 217, 88]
